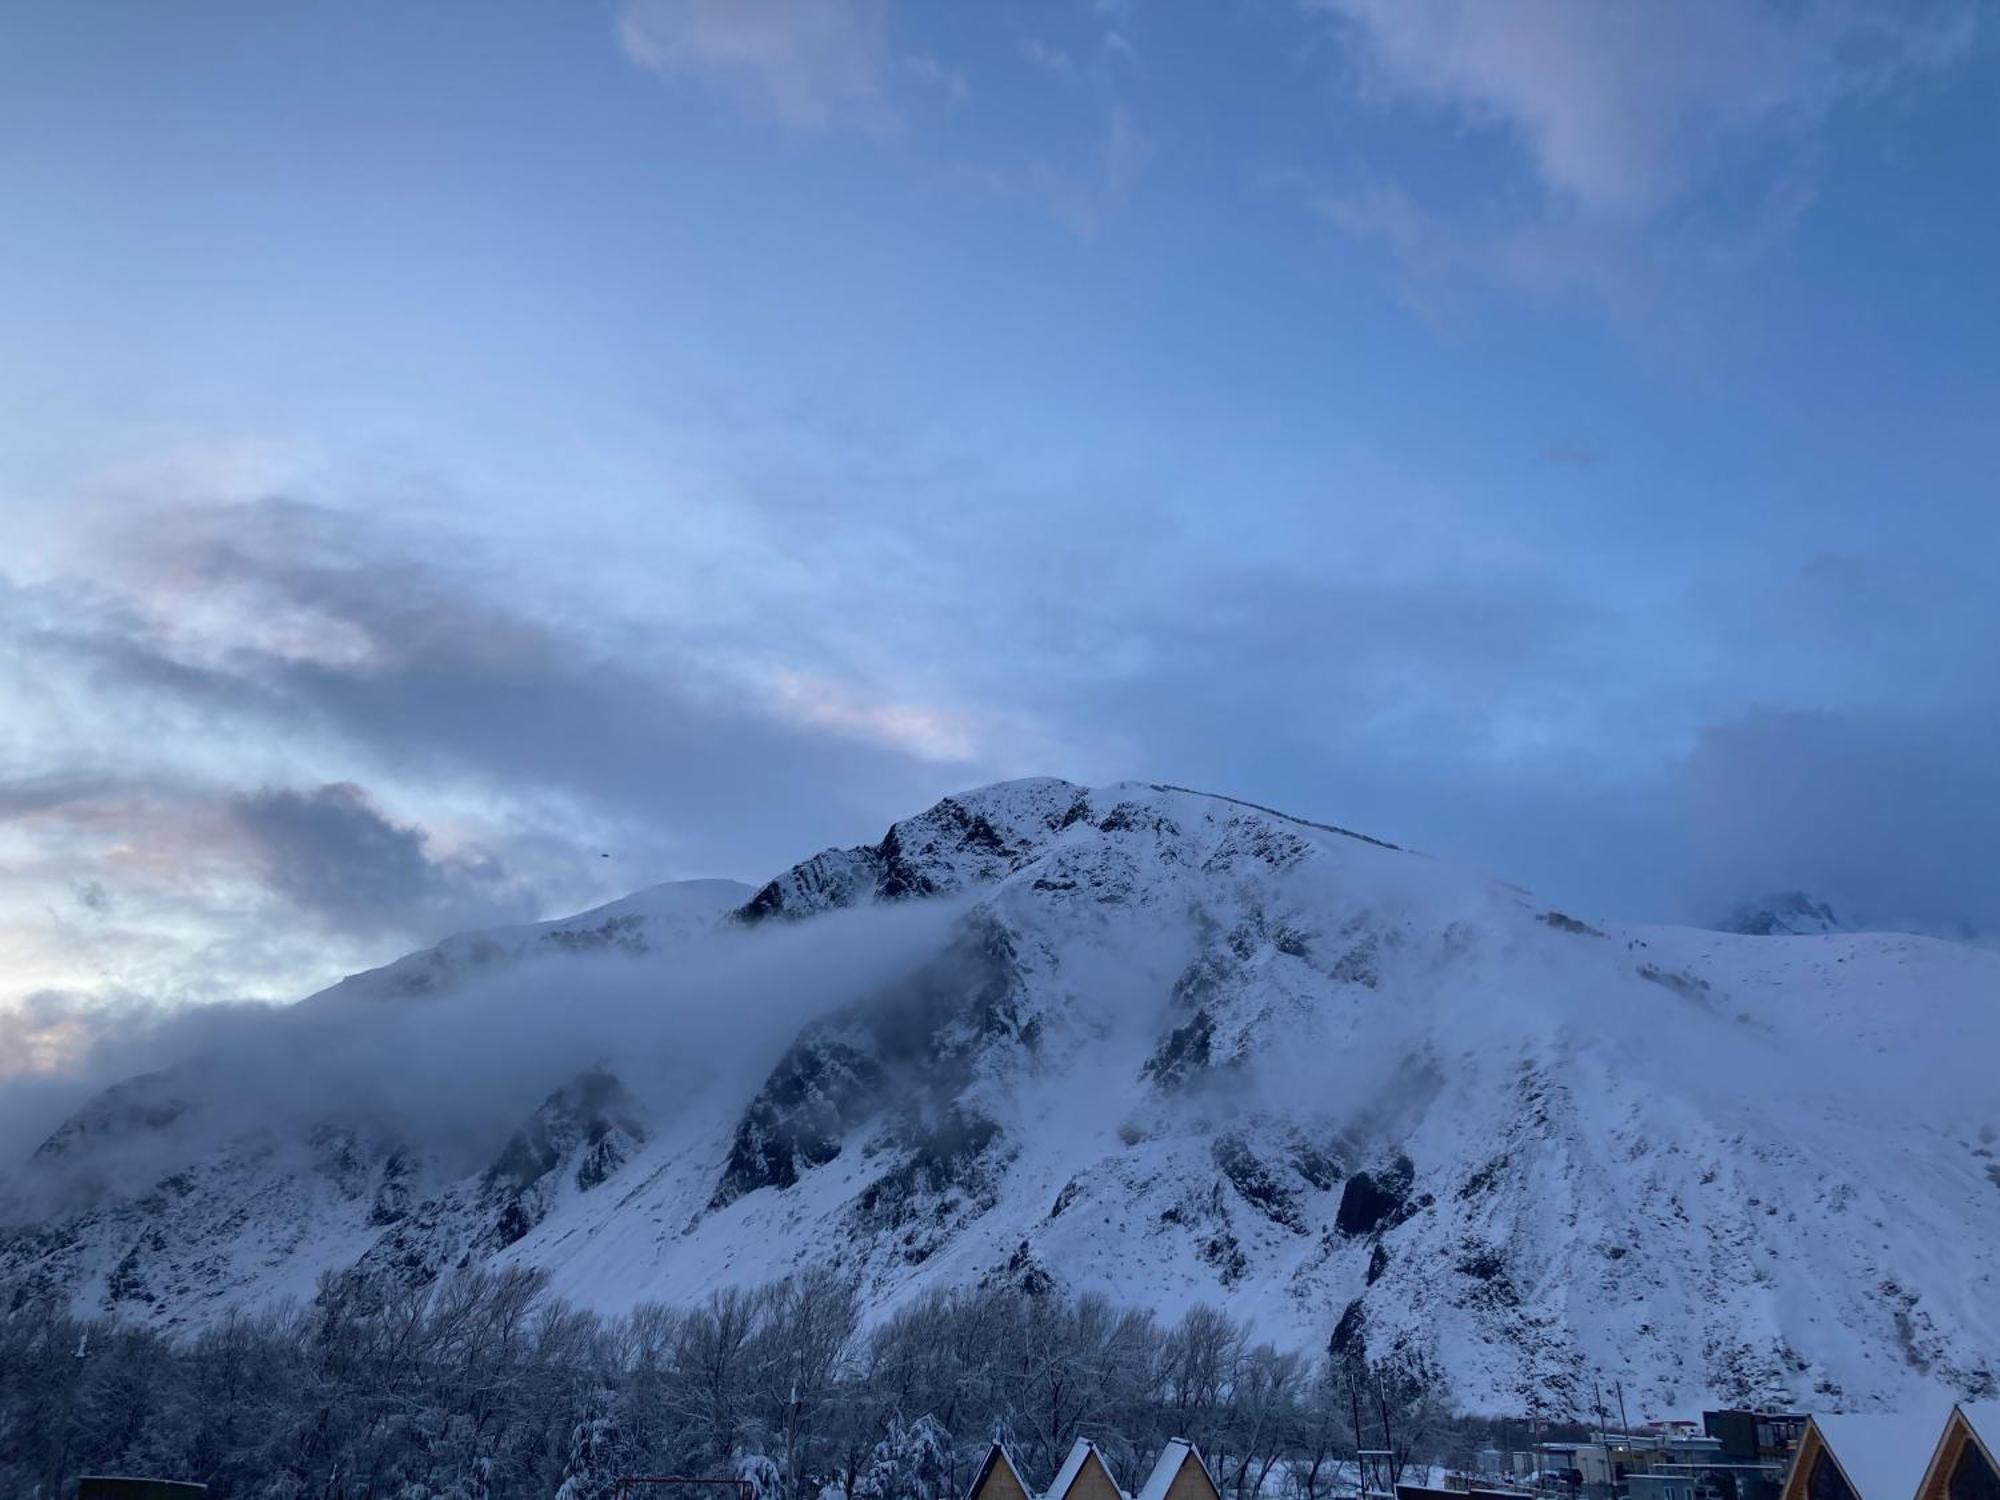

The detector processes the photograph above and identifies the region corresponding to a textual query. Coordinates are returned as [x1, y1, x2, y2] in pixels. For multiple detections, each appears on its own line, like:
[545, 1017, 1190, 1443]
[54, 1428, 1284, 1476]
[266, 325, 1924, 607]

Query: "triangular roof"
[966, 1443, 1033, 1500]
[1957, 1406, 2000, 1461]
[1137, 1440, 1221, 1500]
[1804, 1414, 1950, 1500]
[1914, 1405, 2000, 1500]
[1046, 1440, 1126, 1500]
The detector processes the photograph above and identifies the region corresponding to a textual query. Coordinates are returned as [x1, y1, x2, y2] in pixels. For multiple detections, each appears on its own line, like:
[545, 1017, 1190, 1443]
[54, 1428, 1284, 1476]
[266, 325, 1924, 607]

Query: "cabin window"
[1949, 1442, 2000, 1500]
[1810, 1451, 1858, 1500]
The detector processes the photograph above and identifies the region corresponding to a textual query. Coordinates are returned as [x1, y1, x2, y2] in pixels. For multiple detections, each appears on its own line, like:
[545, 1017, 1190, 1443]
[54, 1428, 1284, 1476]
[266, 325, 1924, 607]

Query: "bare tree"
[750, 1266, 861, 1500]
[0, 1268, 1469, 1500]
[1286, 1357, 1356, 1500]
[672, 1286, 765, 1473]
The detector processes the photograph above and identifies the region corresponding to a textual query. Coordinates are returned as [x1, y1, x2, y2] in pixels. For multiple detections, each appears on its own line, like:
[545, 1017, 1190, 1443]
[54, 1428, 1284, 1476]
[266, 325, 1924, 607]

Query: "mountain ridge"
[1718, 891, 1849, 938]
[5, 777, 1997, 1417]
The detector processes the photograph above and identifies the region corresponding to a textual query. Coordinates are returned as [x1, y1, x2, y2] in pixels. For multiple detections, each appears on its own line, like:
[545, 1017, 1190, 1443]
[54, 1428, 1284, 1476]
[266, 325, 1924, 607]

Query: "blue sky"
[1, 0, 1996, 1056]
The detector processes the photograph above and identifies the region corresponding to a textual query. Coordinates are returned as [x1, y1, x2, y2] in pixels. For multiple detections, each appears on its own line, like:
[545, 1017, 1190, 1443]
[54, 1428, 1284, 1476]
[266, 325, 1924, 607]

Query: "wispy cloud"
[900, 52, 969, 105]
[618, 0, 895, 131]
[765, 671, 980, 763]
[1024, 104, 1150, 238]
[1305, 0, 1978, 294]
[1315, 0, 1975, 216]
[1020, 37, 1079, 83]
[613, 0, 1149, 236]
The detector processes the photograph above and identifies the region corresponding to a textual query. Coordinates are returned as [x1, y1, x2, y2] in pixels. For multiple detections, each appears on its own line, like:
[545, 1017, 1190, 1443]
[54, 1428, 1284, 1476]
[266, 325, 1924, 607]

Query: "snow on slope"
[0, 877, 754, 1308]
[296, 876, 755, 1008]
[4, 780, 1997, 1418]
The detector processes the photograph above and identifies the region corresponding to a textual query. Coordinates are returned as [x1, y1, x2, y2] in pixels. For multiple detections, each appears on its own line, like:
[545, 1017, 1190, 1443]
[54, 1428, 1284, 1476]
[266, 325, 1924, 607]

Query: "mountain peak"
[1718, 890, 1847, 936]
[736, 778, 1408, 924]
[8, 779, 1999, 1416]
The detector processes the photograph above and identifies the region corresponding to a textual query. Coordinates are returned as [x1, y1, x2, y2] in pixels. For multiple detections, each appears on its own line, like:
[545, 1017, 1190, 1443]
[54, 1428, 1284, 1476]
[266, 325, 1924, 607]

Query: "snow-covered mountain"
[5, 779, 1998, 1418]
[298, 875, 757, 1007]
[1718, 892, 1850, 937]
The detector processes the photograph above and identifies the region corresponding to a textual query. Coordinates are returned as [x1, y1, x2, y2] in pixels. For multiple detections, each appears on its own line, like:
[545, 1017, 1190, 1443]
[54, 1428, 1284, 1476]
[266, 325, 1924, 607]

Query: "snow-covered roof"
[1046, 1440, 1096, 1500]
[1136, 1441, 1191, 1500]
[1812, 1413, 1949, 1500]
[1136, 1440, 1218, 1500]
[1044, 1439, 1126, 1500]
[967, 1442, 1031, 1500]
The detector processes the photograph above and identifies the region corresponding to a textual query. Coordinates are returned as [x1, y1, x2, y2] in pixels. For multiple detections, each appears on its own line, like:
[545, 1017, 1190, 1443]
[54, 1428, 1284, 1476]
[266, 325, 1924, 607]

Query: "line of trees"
[0, 1266, 1457, 1500]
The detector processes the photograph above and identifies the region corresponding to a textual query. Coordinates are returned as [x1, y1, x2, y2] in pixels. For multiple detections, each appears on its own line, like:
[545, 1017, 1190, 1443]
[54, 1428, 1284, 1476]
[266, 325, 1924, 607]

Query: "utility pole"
[1347, 1371, 1366, 1498]
[1376, 1371, 1399, 1488]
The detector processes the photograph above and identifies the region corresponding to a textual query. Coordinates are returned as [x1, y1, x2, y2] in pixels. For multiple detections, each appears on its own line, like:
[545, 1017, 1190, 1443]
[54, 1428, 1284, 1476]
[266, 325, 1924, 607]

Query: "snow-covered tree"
[0, 1271, 1459, 1500]
[852, 1415, 951, 1500]
[555, 1400, 624, 1500]
[739, 1450, 785, 1500]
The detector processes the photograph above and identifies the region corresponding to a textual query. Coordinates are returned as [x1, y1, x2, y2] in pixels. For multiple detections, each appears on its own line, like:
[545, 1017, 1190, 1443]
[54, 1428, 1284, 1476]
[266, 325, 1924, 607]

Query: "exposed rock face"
[1334, 1156, 1418, 1238]
[484, 1068, 647, 1240]
[6, 779, 2000, 1416]
[737, 783, 1086, 922]
[712, 1035, 887, 1205]
[328, 1068, 650, 1305]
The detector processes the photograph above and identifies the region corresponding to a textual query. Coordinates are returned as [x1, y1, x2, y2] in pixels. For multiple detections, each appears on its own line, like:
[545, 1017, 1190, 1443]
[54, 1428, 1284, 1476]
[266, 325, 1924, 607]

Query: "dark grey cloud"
[228, 781, 538, 939]
[15, 496, 976, 882]
[1650, 545, 2000, 932]
[976, 553, 1671, 900]
[1679, 706, 2000, 937]
[962, 534, 2000, 938]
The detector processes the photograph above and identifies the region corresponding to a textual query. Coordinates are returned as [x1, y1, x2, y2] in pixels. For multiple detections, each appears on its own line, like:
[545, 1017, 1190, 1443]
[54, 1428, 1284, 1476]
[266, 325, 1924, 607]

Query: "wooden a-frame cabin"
[964, 1436, 1223, 1500]
[1781, 1414, 1953, 1500]
[1044, 1439, 1127, 1500]
[965, 1444, 1036, 1500]
[1135, 1439, 1223, 1500]
[1914, 1405, 2000, 1500]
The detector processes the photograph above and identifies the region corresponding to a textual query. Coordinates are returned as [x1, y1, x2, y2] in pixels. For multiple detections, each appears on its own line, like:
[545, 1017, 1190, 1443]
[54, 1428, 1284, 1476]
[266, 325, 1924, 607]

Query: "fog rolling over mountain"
[1719, 892, 1850, 937]
[4, 779, 1997, 1416]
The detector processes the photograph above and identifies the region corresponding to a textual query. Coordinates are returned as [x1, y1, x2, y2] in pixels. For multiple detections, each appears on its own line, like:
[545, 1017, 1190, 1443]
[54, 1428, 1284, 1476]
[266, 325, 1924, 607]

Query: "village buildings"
[959, 1403, 1994, 1500]
[966, 1439, 1223, 1500]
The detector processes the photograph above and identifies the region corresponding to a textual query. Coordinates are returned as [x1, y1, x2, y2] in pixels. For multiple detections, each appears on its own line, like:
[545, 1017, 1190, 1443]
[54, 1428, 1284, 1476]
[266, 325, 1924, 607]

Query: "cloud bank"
[9, 439, 2000, 1057]
[0, 897, 970, 1210]
[0, 488, 987, 1027]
